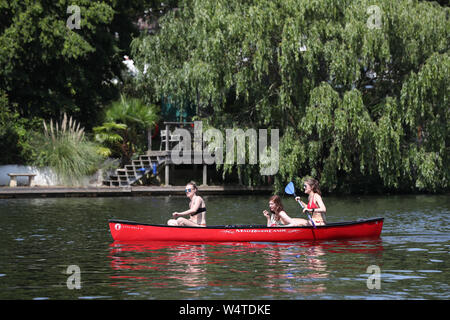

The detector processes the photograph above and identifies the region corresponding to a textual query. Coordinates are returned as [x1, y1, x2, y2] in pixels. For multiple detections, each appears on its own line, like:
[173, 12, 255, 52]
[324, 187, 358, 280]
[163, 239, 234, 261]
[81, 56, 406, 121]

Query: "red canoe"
[108, 218, 383, 242]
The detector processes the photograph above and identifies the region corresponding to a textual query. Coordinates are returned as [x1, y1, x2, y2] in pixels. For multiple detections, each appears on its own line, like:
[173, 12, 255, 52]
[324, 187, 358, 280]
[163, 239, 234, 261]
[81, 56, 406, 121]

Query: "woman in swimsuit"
[263, 195, 305, 227]
[295, 178, 326, 226]
[167, 181, 207, 227]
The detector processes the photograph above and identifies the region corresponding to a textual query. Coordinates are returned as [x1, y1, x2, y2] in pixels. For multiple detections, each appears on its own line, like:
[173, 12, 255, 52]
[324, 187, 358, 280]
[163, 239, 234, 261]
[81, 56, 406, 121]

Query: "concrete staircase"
[103, 153, 166, 187]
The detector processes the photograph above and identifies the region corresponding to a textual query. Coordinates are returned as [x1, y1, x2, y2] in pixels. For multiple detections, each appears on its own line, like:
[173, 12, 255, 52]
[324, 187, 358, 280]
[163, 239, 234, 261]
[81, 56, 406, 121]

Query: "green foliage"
[0, 0, 154, 128]
[0, 91, 38, 164]
[93, 122, 127, 158]
[105, 95, 159, 128]
[31, 114, 105, 186]
[94, 95, 159, 165]
[132, 0, 448, 193]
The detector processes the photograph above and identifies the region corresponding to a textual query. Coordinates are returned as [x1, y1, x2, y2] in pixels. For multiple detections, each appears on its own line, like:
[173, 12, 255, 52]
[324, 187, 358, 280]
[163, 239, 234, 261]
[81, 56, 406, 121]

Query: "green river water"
[0, 194, 448, 300]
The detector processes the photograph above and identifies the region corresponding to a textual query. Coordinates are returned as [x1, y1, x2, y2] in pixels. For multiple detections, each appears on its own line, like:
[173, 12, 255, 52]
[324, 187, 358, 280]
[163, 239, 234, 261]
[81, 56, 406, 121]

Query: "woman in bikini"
[167, 181, 206, 227]
[263, 195, 305, 227]
[295, 178, 326, 226]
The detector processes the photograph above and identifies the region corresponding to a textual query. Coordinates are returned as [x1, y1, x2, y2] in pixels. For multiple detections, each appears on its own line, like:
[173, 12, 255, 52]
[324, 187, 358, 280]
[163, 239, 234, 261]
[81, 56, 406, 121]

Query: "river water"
[0, 194, 448, 300]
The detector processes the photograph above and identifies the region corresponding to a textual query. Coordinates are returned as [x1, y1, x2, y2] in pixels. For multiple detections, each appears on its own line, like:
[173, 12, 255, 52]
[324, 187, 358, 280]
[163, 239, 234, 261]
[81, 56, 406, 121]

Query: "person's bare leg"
[167, 219, 178, 226]
[291, 218, 309, 226]
[177, 217, 205, 227]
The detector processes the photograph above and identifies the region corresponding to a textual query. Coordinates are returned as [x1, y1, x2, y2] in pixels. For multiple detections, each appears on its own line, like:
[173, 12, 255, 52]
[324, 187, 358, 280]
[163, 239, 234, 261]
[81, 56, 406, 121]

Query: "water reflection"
[1, 195, 447, 299]
[109, 242, 209, 290]
[108, 240, 383, 297]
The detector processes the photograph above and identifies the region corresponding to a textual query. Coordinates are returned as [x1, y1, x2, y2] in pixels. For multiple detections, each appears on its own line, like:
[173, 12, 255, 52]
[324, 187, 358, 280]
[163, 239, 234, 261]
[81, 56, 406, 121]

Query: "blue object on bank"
[152, 162, 157, 175]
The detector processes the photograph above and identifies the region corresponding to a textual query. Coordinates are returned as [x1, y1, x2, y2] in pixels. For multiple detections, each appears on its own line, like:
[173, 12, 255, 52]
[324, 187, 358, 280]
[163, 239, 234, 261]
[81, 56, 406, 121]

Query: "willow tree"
[132, 0, 449, 193]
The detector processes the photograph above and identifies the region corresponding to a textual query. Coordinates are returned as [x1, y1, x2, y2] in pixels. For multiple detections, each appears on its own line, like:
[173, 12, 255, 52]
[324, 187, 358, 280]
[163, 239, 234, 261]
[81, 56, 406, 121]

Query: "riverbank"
[0, 185, 274, 198]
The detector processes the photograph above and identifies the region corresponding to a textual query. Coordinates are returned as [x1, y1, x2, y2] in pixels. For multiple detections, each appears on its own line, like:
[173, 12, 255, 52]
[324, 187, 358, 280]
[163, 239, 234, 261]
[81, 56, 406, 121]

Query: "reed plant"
[32, 113, 105, 186]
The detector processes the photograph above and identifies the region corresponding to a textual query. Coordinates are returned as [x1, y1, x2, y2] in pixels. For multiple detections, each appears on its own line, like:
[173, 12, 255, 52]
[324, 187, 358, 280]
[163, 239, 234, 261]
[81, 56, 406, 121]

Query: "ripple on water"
[0, 195, 448, 300]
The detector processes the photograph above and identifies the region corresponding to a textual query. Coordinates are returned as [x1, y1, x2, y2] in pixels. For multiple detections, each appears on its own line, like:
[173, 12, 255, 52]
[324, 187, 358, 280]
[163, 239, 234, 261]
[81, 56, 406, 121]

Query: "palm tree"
[95, 95, 159, 165]
[105, 95, 159, 128]
[93, 122, 127, 157]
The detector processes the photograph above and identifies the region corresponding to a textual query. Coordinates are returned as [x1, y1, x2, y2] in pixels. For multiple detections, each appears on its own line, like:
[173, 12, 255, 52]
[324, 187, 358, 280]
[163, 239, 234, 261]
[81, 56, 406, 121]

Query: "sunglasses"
[185, 188, 192, 193]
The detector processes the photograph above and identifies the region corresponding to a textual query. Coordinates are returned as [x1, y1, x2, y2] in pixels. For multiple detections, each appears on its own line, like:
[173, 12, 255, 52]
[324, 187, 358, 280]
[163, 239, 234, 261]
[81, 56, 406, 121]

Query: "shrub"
[32, 113, 105, 186]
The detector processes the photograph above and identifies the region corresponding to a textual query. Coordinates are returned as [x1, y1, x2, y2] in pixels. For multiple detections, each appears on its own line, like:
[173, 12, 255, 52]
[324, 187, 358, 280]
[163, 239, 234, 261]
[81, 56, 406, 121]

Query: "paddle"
[284, 182, 316, 228]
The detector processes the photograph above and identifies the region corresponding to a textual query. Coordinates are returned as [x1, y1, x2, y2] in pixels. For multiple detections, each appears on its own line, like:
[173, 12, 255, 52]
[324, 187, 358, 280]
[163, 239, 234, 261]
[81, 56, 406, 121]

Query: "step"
[103, 180, 120, 187]
[102, 153, 168, 186]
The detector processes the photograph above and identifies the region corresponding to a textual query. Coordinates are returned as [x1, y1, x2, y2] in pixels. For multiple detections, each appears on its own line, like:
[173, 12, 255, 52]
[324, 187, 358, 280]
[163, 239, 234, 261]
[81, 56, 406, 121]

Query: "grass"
[32, 113, 105, 186]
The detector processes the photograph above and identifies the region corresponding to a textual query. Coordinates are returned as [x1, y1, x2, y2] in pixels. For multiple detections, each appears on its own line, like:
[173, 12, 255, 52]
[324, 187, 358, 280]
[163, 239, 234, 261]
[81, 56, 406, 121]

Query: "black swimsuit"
[190, 207, 206, 216]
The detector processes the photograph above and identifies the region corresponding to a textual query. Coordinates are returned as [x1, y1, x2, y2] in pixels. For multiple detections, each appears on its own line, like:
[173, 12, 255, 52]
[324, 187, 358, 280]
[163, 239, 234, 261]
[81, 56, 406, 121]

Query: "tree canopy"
[0, 0, 165, 128]
[0, 0, 169, 165]
[131, 0, 449, 193]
